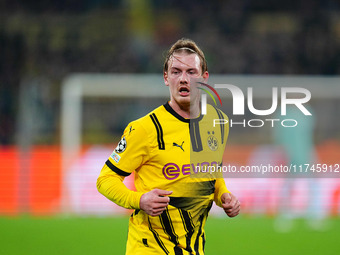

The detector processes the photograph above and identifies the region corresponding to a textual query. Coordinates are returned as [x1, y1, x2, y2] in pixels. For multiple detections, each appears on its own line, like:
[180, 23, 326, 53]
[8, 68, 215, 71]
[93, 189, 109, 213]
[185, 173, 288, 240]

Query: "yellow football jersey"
[103, 102, 229, 255]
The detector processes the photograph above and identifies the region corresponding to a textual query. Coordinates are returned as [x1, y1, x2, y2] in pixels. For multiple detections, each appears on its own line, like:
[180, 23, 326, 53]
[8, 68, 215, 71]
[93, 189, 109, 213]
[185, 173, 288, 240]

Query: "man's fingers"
[225, 201, 241, 217]
[222, 205, 232, 212]
[222, 196, 233, 210]
[222, 198, 233, 207]
[150, 207, 167, 216]
[155, 195, 171, 204]
[140, 189, 173, 216]
[221, 192, 241, 217]
[154, 189, 173, 197]
[153, 189, 172, 204]
[227, 211, 239, 217]
[221, 193, 232, 204]
[227, 207, 240, 217]
[152, 200, 169, 209]
[149, 210, 164, 216]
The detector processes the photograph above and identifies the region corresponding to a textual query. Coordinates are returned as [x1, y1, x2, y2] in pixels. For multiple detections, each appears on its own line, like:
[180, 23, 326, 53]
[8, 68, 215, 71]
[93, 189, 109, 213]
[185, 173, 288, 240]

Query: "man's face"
[164, 52, 209, 111]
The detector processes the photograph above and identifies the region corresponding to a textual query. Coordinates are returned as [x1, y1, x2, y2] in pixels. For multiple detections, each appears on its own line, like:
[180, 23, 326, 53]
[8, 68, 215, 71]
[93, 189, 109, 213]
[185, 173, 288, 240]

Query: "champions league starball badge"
[207, 131, 218, 151]
[115, 137, 127, 153]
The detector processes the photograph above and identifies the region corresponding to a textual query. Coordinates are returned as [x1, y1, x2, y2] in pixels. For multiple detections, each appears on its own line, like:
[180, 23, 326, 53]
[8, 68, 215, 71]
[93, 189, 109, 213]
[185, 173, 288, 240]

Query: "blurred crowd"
[1, 0, 340, 144]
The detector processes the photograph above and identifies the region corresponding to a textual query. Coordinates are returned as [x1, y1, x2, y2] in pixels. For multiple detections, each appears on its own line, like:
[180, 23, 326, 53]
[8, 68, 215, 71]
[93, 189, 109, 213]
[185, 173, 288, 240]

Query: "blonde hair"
[163, 38, 207, 74]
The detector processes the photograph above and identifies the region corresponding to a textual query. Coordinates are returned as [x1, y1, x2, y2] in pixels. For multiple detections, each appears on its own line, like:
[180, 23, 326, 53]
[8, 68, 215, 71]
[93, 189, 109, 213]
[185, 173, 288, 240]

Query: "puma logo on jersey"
[173, 141, 184, 152]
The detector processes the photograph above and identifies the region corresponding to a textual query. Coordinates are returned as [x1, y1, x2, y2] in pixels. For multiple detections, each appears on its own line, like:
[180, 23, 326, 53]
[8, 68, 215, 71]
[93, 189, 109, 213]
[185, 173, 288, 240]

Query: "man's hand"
[221, 192, 240, 217]
[140, 189, 173, 216]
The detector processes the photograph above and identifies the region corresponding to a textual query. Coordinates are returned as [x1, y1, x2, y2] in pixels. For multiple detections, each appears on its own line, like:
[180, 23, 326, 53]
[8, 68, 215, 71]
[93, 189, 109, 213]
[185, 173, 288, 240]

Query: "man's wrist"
[130, 191, 144, 209]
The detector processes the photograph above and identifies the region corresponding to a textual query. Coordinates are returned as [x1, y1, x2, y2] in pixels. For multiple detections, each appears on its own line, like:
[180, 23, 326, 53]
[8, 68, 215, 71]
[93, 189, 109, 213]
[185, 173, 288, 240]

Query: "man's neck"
[169, 101, 200, 119]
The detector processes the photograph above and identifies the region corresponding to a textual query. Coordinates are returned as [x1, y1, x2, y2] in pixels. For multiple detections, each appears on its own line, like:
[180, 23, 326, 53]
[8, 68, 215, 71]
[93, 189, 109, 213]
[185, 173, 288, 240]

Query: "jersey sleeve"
[105, 120, 150, 176]
[97, 164, 144, 209]
[214, 109, 230, 207]
[97, 120, 149, 209]
[214, 178, 230, 207]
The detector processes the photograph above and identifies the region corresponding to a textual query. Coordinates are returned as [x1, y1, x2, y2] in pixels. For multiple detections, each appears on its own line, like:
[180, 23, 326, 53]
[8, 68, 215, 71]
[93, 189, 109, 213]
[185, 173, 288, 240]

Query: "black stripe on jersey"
[194, 214, 205, 255]
[194, 201, 212, 255]
[214, 107, 225, 144]
[179, 209, 195, 254]
[159, 208, 183, 255]
[189, 120, 203, 152]
[150, 113, 165, 150]
[148, 217, 169, 255]
[105, 160, 131, 176]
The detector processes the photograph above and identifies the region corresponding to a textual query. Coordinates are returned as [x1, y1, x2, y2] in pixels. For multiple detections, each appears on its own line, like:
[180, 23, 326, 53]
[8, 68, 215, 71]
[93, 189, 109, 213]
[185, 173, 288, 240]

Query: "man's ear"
[202, 71, 209, 82]
[164, 72, 169, 86]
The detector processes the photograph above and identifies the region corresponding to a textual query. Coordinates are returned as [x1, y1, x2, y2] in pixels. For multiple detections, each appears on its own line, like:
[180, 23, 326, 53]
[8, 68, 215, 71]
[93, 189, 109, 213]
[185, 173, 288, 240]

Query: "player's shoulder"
[125, 104, 167, 134]
[132, 104, 166, 125]
[206, 104, 229, 120]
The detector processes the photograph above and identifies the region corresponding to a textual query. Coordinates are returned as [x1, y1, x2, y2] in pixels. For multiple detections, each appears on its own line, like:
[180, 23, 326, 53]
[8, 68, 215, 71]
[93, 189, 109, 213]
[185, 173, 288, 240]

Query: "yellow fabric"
[214, 178, 230, 207]
[125, 205, 209, 255]
[97, 102, 230, 255]
[97, 165, 143, 209]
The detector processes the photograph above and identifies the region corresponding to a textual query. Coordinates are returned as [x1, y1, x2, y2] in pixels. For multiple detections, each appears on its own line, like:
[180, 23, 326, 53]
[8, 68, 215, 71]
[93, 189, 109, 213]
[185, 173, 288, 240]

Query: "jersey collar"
[163, 102, 203, 123]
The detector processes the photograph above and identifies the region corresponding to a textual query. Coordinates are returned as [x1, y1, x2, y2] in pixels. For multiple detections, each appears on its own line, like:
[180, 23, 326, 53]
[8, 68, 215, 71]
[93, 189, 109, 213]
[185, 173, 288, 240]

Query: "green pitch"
[0, 216, 339, 254]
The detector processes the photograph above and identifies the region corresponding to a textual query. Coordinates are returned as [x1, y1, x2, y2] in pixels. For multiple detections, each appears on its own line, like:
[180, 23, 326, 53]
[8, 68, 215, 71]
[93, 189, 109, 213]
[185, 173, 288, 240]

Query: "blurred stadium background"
[1, 0, 340, 254]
